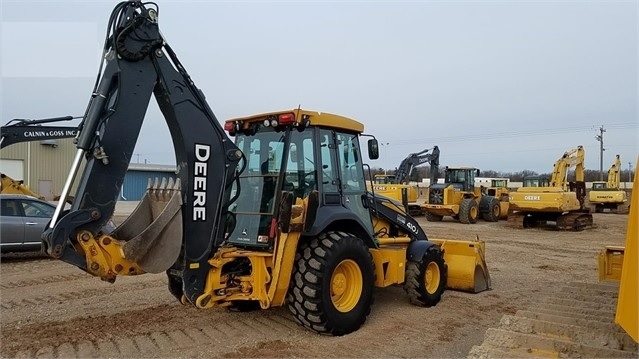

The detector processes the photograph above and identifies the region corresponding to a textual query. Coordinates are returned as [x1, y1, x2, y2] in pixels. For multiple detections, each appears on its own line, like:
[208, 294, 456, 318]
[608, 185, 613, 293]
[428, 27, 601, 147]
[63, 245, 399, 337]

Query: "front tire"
[404, 246, 447, 306]
[425, 211, 443, 222]
[287, 231, 375, 336]
[459, 198, 479, 224]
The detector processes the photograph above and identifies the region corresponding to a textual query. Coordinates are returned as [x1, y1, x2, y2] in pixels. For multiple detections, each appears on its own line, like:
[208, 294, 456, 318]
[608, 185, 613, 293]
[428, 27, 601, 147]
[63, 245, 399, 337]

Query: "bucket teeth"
[112, 176, 183, 274]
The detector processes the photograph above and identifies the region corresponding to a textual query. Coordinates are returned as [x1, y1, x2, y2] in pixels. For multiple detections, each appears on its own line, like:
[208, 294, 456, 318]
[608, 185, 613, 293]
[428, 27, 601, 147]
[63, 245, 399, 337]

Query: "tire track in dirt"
[1, 304, 307, 358]
[1, 278, 165, 311]
[0, 273, 90, 290]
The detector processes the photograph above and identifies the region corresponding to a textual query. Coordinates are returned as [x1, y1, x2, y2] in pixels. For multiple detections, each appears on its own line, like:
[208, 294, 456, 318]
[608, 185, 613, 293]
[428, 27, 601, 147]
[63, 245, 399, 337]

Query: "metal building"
[0, 137, 81, 200]
[1, 138, 176, 201]
[122, 163, 177, 200]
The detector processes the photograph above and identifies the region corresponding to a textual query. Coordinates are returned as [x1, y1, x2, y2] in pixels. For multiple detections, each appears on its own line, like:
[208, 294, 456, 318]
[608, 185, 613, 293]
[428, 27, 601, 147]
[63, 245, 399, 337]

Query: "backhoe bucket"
[430, 237, 491, 293]
[111, 177, 183, 274]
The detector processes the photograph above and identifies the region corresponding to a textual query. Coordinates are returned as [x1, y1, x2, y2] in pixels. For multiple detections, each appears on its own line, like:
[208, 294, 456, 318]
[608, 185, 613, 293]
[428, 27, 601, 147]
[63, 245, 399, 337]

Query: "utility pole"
[595, 126, 606, 181]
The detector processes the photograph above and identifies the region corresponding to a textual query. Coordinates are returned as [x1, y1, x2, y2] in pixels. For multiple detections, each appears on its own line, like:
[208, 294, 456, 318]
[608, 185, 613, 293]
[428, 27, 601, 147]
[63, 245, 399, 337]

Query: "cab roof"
[445, 166, 479, 170]
[225, 109, 364, 133]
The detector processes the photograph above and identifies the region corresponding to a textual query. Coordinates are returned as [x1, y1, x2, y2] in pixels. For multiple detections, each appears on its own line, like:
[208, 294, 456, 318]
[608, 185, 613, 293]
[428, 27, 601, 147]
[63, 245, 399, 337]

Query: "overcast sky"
[1, 0, 637, 174]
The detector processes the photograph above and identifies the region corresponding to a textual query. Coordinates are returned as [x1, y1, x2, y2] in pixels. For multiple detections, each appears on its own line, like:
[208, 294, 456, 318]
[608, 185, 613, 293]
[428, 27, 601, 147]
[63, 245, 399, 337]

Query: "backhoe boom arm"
[41, 1, 242, 303]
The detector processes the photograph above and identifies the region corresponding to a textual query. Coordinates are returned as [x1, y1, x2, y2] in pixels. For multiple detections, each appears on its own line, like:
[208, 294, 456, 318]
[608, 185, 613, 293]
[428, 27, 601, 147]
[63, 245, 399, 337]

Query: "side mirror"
[368, 139, 379, 160]
[476, 169, 480, 176]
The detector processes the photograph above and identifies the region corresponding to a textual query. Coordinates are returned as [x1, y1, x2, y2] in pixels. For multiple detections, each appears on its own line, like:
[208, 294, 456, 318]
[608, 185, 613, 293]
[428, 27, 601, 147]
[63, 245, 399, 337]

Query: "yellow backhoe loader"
[508, 146, 593, 231]
[589, 154, 628, 213]
[40, 1, 491, 337]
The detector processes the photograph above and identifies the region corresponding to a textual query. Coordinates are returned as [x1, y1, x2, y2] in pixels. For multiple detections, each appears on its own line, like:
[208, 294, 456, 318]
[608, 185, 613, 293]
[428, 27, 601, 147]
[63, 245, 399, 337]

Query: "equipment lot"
[0, 212, 631, 358]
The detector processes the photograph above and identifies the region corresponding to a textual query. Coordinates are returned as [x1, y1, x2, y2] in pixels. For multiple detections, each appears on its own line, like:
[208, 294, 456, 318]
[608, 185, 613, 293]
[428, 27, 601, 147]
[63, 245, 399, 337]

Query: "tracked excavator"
[371, 146, 439, 216]
[508, 146, 593, 231]
[40, 1, 491, 336]
[1, 116, 80, 199]
[589, 154, 628, 213]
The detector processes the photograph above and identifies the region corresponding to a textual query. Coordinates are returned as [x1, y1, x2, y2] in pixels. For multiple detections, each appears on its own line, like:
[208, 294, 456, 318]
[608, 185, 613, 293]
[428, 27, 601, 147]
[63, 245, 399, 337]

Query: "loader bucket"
[430, 237, 491, 293]
[111, 177, 183, 274]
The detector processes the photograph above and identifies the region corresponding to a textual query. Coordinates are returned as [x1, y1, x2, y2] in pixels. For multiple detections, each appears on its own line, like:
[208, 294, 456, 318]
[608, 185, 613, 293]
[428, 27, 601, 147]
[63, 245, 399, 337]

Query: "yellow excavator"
[0, 173, 45, 199]
[371, 146, 439, 216]
[40, 1, 491, 336]
[589, 154, 628, 213]
[508, 146, 593, 231]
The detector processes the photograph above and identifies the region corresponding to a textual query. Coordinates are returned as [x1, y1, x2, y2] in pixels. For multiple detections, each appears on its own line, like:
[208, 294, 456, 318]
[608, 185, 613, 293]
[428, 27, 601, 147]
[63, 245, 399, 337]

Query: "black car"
[0, 194, 55, 253]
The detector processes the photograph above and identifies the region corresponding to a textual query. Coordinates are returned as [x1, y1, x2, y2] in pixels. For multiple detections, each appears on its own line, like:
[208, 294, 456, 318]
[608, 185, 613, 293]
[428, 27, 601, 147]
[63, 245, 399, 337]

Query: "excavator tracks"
[556, 212, 594, 231]
[507, 211, 594, 231]
[468, 281, 638, 358]
[507, 212, 526, 229]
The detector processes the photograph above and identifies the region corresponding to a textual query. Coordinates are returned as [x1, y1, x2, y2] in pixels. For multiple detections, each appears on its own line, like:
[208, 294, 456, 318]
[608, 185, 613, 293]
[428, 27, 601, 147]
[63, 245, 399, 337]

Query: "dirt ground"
[0, 212, 630, 358]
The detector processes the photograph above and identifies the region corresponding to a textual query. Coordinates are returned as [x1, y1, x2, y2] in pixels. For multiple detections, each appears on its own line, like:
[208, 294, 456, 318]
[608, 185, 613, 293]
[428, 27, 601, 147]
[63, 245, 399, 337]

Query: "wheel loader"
[40, 1, 491, 336]
[421, 166, 505, 223]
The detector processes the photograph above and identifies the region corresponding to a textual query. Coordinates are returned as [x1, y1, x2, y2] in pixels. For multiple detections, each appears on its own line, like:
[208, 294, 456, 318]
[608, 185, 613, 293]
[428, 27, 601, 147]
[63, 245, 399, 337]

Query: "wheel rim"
[492, 204, 500, 217]
[470, 206, 478, 219]
[331, 259, 363, 312]
[425, 261, 441, 294]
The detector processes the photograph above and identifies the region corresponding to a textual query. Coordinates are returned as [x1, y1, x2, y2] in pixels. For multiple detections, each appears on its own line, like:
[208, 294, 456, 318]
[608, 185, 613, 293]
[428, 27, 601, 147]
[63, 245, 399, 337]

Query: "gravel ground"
[0, 211, 630, 358]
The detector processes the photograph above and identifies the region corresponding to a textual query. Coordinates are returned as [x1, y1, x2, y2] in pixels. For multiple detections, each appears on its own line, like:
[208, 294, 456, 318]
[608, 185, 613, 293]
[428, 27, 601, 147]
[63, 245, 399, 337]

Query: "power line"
[380, 122, 637, 147]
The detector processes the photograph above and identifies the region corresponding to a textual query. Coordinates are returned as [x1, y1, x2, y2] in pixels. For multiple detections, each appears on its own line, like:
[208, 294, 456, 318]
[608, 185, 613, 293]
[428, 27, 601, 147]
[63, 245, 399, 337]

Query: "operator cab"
[523, 176, 550, 188]
[443, 167, 480, 192]
[373, 174, 397, 184]
[224, 110, 378, 249]
[591, 181, 608, 190]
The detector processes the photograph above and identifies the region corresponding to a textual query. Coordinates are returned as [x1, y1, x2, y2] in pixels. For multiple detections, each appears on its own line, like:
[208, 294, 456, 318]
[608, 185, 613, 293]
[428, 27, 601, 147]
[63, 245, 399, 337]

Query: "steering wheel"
[301, 171, 317, 197]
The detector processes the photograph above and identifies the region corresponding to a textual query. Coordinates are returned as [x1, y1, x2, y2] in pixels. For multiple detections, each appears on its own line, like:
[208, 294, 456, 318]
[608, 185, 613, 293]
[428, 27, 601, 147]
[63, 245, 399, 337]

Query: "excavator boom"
[608, 154, 622, 189]
[550, 146, 585, 190]
[372, 145, 439, 216]
[0, 116, 80, 149]
[394, 145, 440, 185]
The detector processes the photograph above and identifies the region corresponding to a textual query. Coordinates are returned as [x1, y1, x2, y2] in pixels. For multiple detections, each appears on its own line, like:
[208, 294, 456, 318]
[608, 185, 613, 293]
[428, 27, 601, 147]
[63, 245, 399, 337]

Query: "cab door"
[334, 132, 374, 234]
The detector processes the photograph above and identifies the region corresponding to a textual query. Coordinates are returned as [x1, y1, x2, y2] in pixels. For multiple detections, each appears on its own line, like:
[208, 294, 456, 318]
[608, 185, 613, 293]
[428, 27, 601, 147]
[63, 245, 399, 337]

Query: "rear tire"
[482, 198, 500, 222]
[287, 231, 375, 336]
[425, 211, 443, 222]
[459, 198, 479, 224]
[404, 246, 447, 306]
